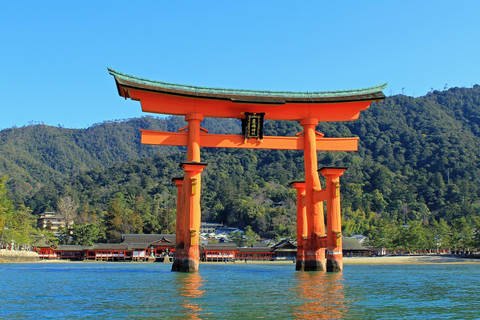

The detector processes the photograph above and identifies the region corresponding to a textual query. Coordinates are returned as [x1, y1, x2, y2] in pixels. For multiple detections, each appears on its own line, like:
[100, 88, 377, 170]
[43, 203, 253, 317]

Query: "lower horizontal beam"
[140, 130, 358, 151]
[314, 189, 328, 203]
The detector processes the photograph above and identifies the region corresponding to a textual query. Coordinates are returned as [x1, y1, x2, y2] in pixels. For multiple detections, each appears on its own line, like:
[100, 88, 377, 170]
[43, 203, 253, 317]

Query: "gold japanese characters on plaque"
[242, 112, 265, 142]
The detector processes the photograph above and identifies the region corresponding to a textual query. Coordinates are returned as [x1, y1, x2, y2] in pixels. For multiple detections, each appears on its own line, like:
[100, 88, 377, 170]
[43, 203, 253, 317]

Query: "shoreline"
[343, 254, 480, 265]
[3, 254, 480, 265]
[0, 249, 38, 263]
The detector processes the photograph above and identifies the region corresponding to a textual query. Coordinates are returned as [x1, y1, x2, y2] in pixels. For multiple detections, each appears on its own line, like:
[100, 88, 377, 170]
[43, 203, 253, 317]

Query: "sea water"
[0, 262, 479, 319]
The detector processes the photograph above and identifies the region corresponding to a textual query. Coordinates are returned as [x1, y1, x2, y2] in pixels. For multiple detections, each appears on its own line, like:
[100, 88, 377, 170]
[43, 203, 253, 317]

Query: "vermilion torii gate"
[109, 68, 386, 272]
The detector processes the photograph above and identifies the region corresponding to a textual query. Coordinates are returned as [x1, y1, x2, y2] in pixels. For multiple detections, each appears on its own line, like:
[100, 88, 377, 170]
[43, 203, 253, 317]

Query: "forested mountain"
[0, 116, 239, 202]
[2, 85, 480, 248]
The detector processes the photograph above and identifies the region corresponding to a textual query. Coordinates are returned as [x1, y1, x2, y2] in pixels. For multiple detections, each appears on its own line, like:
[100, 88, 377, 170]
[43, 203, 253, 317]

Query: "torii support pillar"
[172, 162, 207, 272]
[172, 177, 185, 256]
[290, 181, 307, 271]
[319, 166, 347, 272]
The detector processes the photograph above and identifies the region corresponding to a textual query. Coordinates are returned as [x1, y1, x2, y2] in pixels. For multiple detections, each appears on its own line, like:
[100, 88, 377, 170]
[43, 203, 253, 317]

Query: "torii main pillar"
[300, 118, 326, 271]
[171, 113, 208, 272]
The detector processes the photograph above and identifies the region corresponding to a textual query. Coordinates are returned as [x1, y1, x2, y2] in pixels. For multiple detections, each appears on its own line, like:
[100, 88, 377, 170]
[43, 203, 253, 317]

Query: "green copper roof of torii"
[108, 68, 387, 103]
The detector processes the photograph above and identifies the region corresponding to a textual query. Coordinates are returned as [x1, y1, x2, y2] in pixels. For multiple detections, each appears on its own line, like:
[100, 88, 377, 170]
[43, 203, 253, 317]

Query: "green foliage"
[104, 193, 143, 241]
[230, 230, 244, 247]
[230, 227, 260, 247]
[2, 86, 480, 250]
[244, 226, 260, 247]
[70, 223, 105, 246]
[39, 229, 59, 246]
[0, 116, 238, 203]
[0, 175, 38, 246]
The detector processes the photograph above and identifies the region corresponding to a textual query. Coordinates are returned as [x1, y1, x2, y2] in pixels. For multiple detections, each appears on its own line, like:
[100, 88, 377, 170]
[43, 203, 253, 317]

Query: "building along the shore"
[34, 234, 372, 262]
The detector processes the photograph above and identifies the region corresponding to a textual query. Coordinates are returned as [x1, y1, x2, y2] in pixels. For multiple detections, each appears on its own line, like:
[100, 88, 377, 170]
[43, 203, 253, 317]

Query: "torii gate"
[109, 68, 386, 272]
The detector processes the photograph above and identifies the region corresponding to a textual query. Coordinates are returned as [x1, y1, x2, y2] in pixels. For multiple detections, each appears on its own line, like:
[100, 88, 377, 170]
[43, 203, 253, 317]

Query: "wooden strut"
[140, 129, 359, 151]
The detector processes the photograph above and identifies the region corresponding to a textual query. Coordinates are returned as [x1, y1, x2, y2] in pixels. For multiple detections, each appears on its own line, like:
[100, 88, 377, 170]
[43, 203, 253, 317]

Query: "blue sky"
[1, 1, 479, 130]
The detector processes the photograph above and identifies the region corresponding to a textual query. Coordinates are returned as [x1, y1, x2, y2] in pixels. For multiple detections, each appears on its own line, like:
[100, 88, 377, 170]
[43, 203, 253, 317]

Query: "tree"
[104, 193, 128, 241]
[451, 217, 474, 249]
[70, 223, 105, 246]
[57, 226, 71, 245]
[104, 192, 144, 241]
[56, 196, 78, 229]
[431, 218, 452, 251]
[471, 216, 480, 249]
[77, 205, 99, 225]
[0, 176, 38, 246]
[244, 226, 260, 247]
[369, 218, 399, 249]
[0, 176, 12, 245]
[230, 230, 245, 247]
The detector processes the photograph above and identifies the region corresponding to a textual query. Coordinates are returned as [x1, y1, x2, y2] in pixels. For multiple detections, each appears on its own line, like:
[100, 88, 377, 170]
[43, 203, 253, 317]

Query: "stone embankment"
[0, 249, 38, 262]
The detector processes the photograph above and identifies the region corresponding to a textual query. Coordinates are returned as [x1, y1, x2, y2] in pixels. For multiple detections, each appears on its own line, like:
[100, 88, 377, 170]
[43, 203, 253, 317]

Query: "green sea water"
[0, 262, 479, 319]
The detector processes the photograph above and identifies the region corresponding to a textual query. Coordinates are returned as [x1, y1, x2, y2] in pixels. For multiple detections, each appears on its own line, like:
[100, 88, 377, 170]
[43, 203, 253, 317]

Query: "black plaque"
[242, 112, 265, 140]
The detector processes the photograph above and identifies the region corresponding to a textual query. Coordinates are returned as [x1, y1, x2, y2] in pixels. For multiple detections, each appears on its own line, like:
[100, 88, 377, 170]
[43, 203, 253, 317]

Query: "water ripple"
[0, 263, 479, 319]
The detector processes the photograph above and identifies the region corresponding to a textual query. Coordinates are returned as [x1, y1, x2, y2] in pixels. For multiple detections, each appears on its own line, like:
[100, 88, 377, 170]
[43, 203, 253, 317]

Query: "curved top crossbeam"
[109, 68, 386, 122]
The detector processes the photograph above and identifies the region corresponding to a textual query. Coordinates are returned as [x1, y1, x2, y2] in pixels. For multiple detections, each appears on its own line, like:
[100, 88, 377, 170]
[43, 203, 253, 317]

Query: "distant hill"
[0, 116, 240, 202]
[2, 85, 480, 240]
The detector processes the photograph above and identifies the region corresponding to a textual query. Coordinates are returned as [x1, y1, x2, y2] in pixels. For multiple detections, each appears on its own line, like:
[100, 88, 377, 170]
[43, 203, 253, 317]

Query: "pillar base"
[295, 260, 305, 271]
[326, 257, 343, 272]
[303, 259, 326, 272]
[171, 257, 198, 272]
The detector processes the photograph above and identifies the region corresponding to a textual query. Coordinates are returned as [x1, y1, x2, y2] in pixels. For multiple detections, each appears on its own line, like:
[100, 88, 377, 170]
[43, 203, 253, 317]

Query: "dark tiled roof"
[91, 244, 129, 250]
[251, 242, 270, 248]
[55, 245, 86, 251]
[109, 68, 387, 104]
[46, 235, 369, 253]
[33, 236, 54, 247]
[238, 247, 273, 253]
[271, 239, 297, 250]
[127, 243, 150, 250]
[121, 234, 175, 245]
[342, 237, 369, 251]
[201, 243, 237, 251]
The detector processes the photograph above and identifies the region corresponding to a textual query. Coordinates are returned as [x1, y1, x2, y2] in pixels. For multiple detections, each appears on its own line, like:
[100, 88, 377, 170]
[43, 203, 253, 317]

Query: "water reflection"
[294, 272, 349, 319]
[175, 273, 210, 319]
